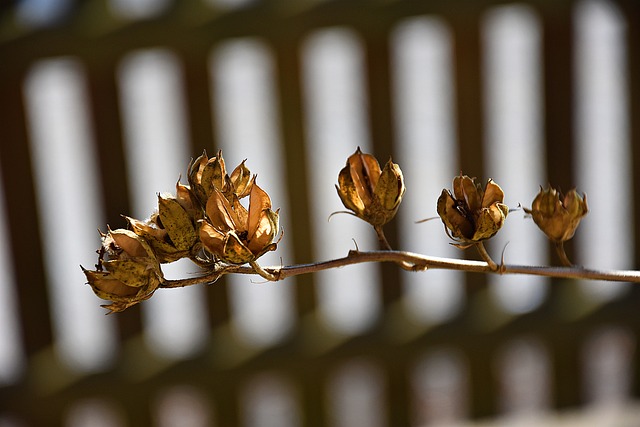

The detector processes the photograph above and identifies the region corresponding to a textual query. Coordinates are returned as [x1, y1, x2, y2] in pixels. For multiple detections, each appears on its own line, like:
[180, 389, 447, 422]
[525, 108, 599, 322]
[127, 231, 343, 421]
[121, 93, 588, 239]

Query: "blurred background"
[0, 0, 639, 425]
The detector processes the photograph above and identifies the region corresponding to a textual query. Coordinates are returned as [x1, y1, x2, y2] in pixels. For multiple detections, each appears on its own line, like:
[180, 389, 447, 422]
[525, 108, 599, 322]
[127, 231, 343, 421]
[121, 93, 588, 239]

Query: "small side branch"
[475, 242, 498, 271]
[249, 260, 280, 281]
[554, 241, 573, 267]
[374, 225, 393, 251]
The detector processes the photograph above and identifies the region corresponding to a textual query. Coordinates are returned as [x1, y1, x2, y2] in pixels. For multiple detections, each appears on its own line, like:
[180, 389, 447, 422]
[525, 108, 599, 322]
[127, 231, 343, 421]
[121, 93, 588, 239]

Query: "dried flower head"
[336, 147, 405, 226]
[188, 150, 252, 205]
[524, 186, 588, 242]
[199, 180, 280, 264]
[83, 228, 163, 314]
[437, 174, 509, 244]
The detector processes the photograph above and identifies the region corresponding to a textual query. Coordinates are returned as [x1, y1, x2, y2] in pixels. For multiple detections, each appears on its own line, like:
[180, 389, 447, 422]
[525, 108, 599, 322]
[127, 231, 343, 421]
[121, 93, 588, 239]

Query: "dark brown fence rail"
[1, 0, 639, 425]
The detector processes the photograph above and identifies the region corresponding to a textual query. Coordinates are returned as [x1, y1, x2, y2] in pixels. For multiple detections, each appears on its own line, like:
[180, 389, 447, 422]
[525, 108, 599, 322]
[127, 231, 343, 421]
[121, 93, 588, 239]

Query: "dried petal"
[349, 147, 380, 206]
[452, 175, 465, 202]
[188, 151, 208, 186]
[107, 229, 150, 258]
[375, 159, 405, 212]
[231, 194, 249, 229]
[199, 221, 227, 256]
[209, 150, 228, 192]
[125, 216, 185, 263]
[175, 181, 202, 221]
[223, 232, 255, 264]
[102, 259, 150, 287]
[188, 151, 210, 203]
[248, 209, 279, 254]
[158, 194, 197, 251]
[84, 270, 139, 300]
[437, 189, 474, 240]
[472, 204, 508, 241]
[230, 160, 253, 198]
[247, 182, 273, 238]
[482, 179, 505, 208]
[206, 189, 242, 232]
[461, 175, 481, 213]
[336, 165, 365, 215]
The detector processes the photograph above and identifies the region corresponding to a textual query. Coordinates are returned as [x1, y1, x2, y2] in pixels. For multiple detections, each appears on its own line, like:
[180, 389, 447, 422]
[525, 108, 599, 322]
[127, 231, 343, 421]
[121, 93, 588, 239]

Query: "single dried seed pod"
[437, 174, 508, 243]
[524, 186, 588, 242]
[83, 228, 163, 314]
[199, 181, 280, 264]
[335, 147, 405, 226]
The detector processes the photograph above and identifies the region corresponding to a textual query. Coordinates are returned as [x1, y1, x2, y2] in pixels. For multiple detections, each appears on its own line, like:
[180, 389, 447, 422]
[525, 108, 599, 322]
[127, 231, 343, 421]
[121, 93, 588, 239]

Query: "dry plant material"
[336, 147, 405, 227]
[80, 148, 620, 314]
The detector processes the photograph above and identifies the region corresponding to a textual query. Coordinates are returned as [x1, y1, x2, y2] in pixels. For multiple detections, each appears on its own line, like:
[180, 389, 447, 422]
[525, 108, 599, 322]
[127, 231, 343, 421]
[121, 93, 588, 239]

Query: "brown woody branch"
[161, 250, 640, 289]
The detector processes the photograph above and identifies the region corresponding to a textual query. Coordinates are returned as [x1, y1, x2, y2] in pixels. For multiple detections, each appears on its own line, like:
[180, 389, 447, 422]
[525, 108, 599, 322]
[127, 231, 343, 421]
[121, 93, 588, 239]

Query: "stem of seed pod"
[189, 255, 215, 269]
[373, 224, 426, 271]
[475, 242, 498, 271]
[249, 259, 279, 281]
[554, 241, 573, 267]
[374, 225, 393, 251]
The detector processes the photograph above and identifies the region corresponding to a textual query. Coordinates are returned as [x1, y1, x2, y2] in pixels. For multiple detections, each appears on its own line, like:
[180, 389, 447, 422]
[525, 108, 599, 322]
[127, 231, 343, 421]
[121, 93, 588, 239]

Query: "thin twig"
[160, 250, 640, 288]
[373, 225, 425, 271]
[374, 225, 393, 251]
[554, 241, 573, 267]
[249, 259, 280, 281]
[475, 241, 498, 271]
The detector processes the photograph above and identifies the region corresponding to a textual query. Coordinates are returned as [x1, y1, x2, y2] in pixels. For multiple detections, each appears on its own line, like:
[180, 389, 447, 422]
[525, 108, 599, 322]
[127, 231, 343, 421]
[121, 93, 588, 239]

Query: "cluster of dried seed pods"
[83, 151, 280, 313]
[83, 147, 588, 313]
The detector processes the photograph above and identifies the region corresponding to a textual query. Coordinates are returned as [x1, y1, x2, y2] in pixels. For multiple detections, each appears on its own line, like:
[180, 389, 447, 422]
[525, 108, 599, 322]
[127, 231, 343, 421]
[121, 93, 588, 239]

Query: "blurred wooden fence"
[0, 0, 639, 425]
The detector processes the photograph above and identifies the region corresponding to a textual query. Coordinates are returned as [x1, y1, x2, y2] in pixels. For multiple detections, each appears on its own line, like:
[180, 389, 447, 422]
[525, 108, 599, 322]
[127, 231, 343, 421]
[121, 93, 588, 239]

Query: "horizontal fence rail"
[1, 0, 639, 425]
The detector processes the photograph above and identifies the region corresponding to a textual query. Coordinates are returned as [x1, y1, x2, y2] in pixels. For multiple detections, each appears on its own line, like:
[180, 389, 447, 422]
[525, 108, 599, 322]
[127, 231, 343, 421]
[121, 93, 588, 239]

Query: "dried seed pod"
[125, 186, 200, 263]
[188, 150, 226, 205]
[188, 150, 254, 206]
[83, 228, 163, 314]
[199, 181, 279, 264]
[336, 147, 405, 226]
[524, 186, 588, 242]
[437, 174, 509, 243]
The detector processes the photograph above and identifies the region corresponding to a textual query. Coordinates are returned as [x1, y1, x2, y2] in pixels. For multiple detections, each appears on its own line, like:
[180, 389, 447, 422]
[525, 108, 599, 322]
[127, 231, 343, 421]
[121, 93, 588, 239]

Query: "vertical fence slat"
[0, 65, 53, 358]
[273, 35, 318, 318]
[540, 2, 578, 264]
[539, 3, 583, 410]
[180, 50, 217, 154]
[179, 50, 233, 328]
[450, 9, 489, 308]
[85, 57, 146, 342]
[363, 26, 405, 310]
[86, 61, 131, 228]
[361, 18, 410, 425]
[450, 6, 497, 418]
[0, 62, 60, 426]
[451, 10, 485, 179]
[450, 8, 489, 294]
[613, 0, 640, 400]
